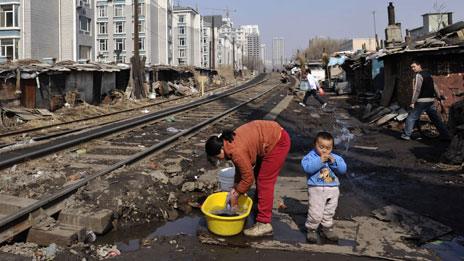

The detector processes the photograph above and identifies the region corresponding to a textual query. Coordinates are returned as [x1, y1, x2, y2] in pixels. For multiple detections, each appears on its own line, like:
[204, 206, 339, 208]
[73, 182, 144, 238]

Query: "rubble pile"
[0, 242, 60, 260]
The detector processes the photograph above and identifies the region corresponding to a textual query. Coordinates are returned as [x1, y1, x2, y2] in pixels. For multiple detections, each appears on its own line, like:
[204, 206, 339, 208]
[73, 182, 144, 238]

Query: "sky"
[177, 0, 464, 60]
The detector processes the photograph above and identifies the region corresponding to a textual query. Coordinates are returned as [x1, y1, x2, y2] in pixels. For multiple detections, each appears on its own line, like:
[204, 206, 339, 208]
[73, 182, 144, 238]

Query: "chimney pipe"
[388, 2, 395, 26]
[448, 13, 453, 25]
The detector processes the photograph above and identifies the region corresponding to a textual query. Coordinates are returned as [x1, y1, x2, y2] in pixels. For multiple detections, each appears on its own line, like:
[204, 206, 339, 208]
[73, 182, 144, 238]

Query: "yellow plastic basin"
[201, 192, 253, 236]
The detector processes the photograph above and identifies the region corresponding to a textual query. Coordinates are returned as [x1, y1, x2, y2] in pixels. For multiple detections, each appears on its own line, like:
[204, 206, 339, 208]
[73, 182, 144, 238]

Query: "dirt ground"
[1, 75, 463, 260]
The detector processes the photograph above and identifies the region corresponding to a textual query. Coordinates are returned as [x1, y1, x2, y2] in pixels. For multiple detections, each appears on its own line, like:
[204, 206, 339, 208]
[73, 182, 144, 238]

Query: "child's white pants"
[305, 186, 339, 230]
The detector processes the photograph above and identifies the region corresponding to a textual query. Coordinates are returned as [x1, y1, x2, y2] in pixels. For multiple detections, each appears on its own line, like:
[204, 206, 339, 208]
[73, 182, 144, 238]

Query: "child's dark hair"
[205, 130, 236, 156]
[314, 131, 334, 147]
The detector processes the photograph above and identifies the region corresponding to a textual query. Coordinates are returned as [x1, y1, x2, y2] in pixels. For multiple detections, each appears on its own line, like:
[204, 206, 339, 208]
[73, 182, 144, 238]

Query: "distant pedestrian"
[205, 120, 291, 237]
[299, 69, 327, 109]
[301, 132, 347, 243]
[401, 60, 450, 141]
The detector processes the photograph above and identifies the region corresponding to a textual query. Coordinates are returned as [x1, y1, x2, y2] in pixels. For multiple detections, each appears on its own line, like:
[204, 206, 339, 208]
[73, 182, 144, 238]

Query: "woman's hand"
[228, 188, 240, 209]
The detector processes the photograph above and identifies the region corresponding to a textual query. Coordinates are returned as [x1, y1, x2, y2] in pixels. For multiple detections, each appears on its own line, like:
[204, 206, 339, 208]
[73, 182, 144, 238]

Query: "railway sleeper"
[0, 194, 114, 246]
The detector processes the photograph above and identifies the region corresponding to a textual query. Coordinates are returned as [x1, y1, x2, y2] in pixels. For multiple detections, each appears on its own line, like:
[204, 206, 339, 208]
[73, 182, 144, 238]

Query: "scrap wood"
[376, 113, 399, 126]
[353, 145, 379, 150]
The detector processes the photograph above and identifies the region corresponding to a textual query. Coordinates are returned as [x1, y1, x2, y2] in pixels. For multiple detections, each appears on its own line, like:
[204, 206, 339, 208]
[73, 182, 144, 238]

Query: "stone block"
[58, 209, 113, 234]
[27, 224, 85, 247]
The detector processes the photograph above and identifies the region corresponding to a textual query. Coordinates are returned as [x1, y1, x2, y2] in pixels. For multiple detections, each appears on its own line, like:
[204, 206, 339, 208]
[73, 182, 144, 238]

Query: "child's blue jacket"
[301, 149, 347, 186]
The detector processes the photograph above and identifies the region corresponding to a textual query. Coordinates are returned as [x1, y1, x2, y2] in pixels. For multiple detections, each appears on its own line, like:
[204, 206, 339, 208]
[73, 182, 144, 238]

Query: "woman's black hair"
[205, 130, 236, 157]
[314, 131, 335, 147]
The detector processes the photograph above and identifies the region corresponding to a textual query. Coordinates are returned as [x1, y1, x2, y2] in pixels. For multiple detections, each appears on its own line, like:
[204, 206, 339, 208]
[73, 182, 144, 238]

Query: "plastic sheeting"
[328, 56, 347, 67]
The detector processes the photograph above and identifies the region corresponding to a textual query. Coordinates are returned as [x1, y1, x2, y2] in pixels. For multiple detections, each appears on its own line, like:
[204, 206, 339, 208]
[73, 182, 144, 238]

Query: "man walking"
[299, 69, 327, 109]
[401, 60, 450, 141]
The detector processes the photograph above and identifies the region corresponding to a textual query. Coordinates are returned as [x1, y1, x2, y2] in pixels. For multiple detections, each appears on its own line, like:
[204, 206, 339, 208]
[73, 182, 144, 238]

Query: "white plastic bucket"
[218, 167, 235, 191]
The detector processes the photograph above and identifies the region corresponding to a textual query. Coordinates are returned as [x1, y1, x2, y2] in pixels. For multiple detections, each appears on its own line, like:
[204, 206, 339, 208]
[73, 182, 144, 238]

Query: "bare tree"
[303, 37, 346, 61]
[432, 1, 448, 32]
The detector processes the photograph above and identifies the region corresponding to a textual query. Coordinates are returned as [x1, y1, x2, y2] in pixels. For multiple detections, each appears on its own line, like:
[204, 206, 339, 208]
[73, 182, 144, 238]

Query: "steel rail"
[0, 76, 281, 237]
[0, 75, 267, 169]
[0, 80, 247, 138]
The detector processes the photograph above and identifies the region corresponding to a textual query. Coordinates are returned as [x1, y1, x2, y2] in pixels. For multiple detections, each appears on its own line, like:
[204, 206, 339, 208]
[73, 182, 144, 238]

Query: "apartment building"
[0, 1, 20, 61]
[201, 15, 220, 68]
[272, 37, 284, 70]
[4, 0, 94, 62]
[172, 6, 201, 67]
[95, 0, 172, 64]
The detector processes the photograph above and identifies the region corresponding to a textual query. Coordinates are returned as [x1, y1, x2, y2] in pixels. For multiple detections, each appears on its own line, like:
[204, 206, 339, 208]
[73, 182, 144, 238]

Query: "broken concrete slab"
[170, 175, 185, 186]
[145, 170, 169, 184]
[27, 224, 85, 247]
[58, 209, 114, 234]
[353, 216, 436, 260]
[162, 158, 183, 174]
[372, 205, 453, 244]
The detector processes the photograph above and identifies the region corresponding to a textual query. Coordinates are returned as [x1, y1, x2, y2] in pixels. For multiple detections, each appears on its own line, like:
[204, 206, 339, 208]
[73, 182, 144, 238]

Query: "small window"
[114, 5, 124, 17]
[80, 16, 91, 34]
[178, 15, 185, 23]
[179, 49, 185, 57]
[115, 21, 125, 33]
[136, 3, 145, 16]
[0, 4, 19, 28]
[179, 26, 185, 35]
[0, 38, 17, 59]
[139, 38, 145, 51]
[97, 6, 107, 17]
[115, 38, 125, 51]
[98, 39, 107, 51]
[97, 22, 107, 34]
[138, 20, 144, 33]
[179, 38, 185, 46]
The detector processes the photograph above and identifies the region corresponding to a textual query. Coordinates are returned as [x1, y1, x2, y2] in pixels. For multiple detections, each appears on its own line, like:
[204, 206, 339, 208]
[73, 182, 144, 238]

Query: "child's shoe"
[306, 229, 318, 244]
[320, 226, 338, 242]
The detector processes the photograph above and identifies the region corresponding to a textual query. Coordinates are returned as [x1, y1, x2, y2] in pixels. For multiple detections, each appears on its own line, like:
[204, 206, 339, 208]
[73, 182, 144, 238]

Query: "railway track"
[0, 79, 249, 148]
[0, 73, 293, 244]
[0, 75, 265, 170]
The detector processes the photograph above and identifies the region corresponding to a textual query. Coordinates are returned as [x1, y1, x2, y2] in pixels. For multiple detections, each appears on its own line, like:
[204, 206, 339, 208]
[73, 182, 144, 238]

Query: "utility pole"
[211, 16, 216, 69]
[131, 0, 145, 99]
[373, 11, 380, 50]
[232, 37, 236, 72]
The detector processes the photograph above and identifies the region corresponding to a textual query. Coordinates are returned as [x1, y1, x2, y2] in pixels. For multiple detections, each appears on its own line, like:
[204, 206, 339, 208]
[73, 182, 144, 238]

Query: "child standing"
[301, 132, 347, 243]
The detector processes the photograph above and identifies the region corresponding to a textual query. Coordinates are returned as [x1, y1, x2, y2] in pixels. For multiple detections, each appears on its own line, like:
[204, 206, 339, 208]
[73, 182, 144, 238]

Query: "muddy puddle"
[97, 212, 356, 254]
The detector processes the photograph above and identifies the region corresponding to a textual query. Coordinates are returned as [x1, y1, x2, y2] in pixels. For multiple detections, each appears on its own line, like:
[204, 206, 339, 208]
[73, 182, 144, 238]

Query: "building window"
[179, 26, 185, 35]
[136, 3, 145, 16]
[97, 6, 107, 17]
[179, 38, 185, 46]
[114, 55, 125, 63]
[0, 38, 18, 59]
[79, 45, 92, 60]
[115, 21, 125, 33]
[0, 5, 19, 28]
[115, 38, 125, 51]
[80, 16, 91, 34]
[179, 49, 185, 58]
[114, 5, 124, 17]
[138, 20, 145, 33]
[178, 15, 185, 23]
[139, 38, 145, 51]
[98, 39, 108, 52]
[97, 22, 107, 34]
[80, 0, 91, 6]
